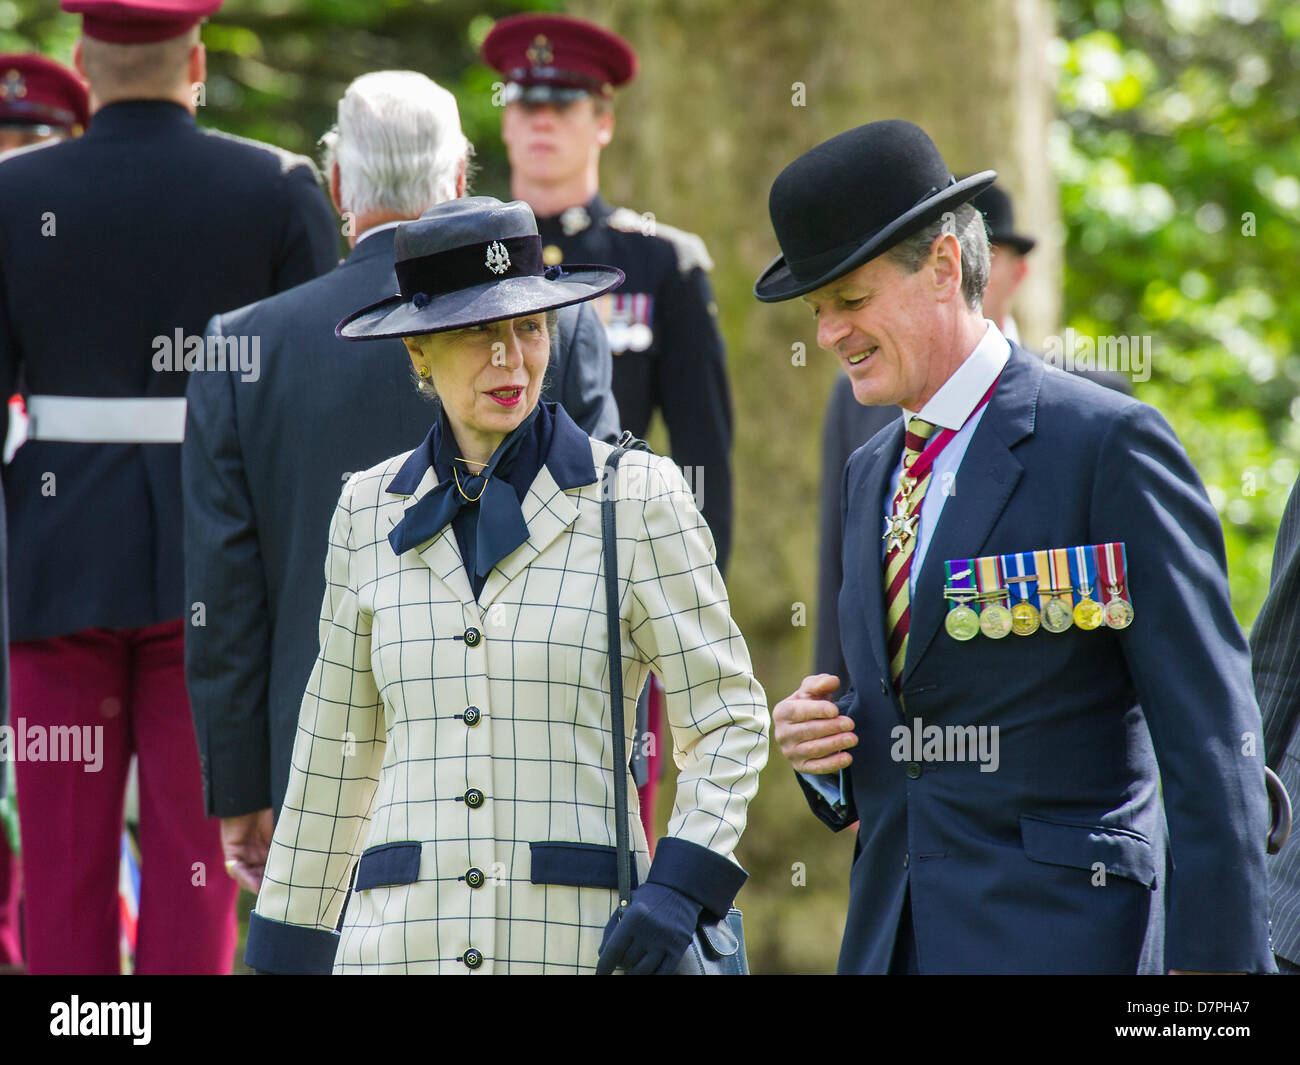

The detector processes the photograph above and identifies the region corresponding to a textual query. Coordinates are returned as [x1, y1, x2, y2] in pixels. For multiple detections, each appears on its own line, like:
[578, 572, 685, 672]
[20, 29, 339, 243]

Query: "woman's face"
[404, 313, 551, 462]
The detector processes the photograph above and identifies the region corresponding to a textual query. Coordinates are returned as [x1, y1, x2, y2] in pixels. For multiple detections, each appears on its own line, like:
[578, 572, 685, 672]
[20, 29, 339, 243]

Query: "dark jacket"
[1249, 472, 1300, 965]
[801, 344, 1272, 974]
[0, 100, 339, 642]
[183, 226, 619, 817]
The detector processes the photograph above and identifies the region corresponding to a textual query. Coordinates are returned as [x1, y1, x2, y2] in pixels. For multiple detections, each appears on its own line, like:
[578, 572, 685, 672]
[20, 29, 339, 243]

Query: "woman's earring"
[417, 365, 430, 379]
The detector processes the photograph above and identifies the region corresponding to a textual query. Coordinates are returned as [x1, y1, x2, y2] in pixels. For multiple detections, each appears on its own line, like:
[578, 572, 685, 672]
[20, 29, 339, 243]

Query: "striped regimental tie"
[884, 416, 937, 686]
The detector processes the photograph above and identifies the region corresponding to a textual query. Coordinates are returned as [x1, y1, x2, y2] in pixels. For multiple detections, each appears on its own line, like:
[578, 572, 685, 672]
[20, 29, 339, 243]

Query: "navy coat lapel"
[901, 346, 1042, 685]
[848, 418, 905, 691]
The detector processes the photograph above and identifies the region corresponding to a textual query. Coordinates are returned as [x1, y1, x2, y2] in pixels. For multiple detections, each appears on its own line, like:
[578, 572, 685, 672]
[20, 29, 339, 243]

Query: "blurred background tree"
[2, 0, 1294, 973]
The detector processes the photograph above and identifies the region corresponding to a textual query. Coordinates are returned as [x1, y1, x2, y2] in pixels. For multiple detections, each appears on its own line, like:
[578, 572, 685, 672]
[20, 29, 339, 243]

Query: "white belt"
[25, 396, 187, 443]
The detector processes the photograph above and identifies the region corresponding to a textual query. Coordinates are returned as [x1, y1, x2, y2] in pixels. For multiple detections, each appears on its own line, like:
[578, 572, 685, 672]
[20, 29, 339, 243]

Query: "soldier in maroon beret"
[482, 14, 736, 857]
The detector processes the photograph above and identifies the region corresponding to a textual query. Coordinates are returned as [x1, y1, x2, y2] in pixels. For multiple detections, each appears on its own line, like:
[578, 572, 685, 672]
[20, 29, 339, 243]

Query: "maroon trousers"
[0, 825, 19, 967]
[11, 618, 236, 974]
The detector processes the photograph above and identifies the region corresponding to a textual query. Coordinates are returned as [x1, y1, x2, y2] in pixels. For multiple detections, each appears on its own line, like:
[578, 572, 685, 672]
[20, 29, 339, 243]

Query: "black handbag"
[600, 437, 749, 975]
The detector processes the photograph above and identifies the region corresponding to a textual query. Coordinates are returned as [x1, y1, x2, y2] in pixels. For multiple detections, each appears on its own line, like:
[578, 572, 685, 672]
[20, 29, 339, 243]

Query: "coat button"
[905, 762, 922, 779]
[463, 788, 485, 808]
[903, 853, 910, 868]
[463, 627, 482, 647]
[880, 678, 889, 695]
[463, 947, 483, 969]
[462, 706, 481, 727]
[465, 867, 485, 889]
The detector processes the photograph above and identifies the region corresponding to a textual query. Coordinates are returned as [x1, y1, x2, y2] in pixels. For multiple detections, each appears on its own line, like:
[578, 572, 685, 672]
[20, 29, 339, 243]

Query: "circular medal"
[1073, 596, 1103, 630]
[945, 604, 980, 641]
[978, 603, 1013, 639]
[1041, 596, 1074, 633]
[1103, 597, 1134, 629]
[1010, 601, 1040, 636]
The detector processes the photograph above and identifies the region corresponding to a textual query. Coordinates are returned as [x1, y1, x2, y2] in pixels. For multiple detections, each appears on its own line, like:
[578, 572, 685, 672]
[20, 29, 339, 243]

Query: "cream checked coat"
[248, 410, 769, 973]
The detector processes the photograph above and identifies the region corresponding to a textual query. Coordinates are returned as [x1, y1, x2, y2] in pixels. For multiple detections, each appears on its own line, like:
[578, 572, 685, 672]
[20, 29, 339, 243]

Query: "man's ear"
[455, 157, 468, 199]
[190, 42, 206, 90]
[329, 161, 343, 214]
[595, 107, 614, 147]
[930, 232, 964, 302]
[73, 39, 86, 79]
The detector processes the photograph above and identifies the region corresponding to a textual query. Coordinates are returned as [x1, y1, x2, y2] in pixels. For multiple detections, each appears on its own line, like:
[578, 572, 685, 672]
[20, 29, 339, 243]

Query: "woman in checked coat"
[245, 196, 770, 974]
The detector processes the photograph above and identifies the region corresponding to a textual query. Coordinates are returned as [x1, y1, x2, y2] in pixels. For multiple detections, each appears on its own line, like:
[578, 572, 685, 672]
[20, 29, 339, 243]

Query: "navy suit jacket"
[1249, 472, 1300, 964]
[799, 344, 1274, 974]
[0, 100, 339, 642]
[183, 227, 620, 818]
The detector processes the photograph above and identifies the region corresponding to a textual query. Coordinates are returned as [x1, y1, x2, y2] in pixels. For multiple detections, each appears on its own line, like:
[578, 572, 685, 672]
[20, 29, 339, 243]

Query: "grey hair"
[412, 308, 559, 403]
[321, 70, 472, 219]
[884, 202, 990, 310]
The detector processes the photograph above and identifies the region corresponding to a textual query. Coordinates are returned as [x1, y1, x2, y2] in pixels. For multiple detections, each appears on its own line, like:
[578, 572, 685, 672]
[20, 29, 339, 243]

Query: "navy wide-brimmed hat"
[337, 196, 624, 340]
[754, 120, 996, 303]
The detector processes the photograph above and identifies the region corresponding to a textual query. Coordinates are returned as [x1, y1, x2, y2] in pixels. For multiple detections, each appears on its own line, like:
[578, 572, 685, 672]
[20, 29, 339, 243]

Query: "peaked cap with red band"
[0, 54, 90, 133]
[481, 13, 637, 103]
[61, 0, 222, 44]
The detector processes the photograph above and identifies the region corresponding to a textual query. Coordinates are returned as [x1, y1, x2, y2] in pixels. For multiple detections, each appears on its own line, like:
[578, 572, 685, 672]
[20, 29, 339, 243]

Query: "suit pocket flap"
[1019, 815, 1157, 889]
[529, 842, 639, 890]
[355, 841, 422, 891]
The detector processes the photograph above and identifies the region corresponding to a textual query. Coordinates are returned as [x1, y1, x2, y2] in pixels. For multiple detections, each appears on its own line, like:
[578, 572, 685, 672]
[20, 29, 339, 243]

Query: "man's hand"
[773, 674, 857, 774]
[221, 809, 274, 895]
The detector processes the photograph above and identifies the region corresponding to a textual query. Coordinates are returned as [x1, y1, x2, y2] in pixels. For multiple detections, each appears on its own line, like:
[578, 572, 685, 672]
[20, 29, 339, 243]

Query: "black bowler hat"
[336, 197, 624, 341]
[754, 120, 996, 303]
[969, 182, 1036, 255]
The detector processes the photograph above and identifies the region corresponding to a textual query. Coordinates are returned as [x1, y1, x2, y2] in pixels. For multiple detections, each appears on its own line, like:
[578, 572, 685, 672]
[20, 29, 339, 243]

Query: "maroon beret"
[481, 13, 637, 102]
[0, 54, 90, 134]
[62, 0, 222, 44]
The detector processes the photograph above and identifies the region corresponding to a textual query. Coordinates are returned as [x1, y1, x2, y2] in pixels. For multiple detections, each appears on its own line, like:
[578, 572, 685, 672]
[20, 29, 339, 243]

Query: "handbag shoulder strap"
[601, 434, 654, 909]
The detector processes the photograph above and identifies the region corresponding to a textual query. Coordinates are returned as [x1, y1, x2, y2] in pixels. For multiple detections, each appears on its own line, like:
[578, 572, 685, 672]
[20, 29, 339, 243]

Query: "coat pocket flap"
[698, 911, 742, 957]
[1019, 815, 1157, 889]
[529, 841, 639, 890]
[355, 841, 422, 891]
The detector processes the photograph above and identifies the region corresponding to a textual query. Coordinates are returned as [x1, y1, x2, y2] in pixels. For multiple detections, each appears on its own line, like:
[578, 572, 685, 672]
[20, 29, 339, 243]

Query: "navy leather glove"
[595, 883, 702, 975]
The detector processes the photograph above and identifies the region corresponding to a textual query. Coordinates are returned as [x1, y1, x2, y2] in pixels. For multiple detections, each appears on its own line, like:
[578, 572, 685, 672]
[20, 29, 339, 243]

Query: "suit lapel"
[850, 421, 905, 690]
[901, 347, 1042, 685]
[477, 464, 580, 610]
[386, 463, 477, 606]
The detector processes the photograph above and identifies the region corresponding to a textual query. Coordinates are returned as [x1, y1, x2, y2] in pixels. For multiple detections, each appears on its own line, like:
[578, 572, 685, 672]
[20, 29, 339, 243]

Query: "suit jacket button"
[905, 762, 922, 779]
[903, 853, 910, 868]
[463, 627, 482, 647]
[462, 706, 481, 726]
[463, 947, 484, 969]
[465, 867, 485, 889]
[880, 678, 889, 695]
[463, 788, 485, 808]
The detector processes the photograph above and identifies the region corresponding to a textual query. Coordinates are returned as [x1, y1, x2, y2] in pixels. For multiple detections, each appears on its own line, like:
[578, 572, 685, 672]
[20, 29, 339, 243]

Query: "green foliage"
[1055, 0, 1300, 627]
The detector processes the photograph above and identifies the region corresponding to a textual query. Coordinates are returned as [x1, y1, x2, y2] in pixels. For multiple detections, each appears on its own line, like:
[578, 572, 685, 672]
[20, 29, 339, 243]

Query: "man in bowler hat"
[813, 182, 1130, 683]
[761, 119, 1274, 973]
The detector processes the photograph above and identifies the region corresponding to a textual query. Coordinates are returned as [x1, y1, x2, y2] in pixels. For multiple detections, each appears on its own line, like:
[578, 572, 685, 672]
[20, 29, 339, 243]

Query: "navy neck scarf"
[388, 401, 554, 598]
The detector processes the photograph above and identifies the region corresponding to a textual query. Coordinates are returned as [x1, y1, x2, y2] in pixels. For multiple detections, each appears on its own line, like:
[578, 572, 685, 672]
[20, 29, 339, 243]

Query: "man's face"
[981, 242, 1028, 329]
[501, 97, 610, 186]
[803, 250, 948, 411]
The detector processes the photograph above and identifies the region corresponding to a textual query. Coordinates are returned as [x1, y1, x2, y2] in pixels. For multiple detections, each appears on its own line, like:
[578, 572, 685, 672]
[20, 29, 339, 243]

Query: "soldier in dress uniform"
[0, 0, 339, 974]
[482, 14, 736, 843]
[0, 51, 90, 972]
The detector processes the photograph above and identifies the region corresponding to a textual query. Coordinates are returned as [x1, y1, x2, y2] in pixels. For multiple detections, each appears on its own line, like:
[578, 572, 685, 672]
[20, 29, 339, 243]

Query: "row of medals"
[945, 584, 1134, 641]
